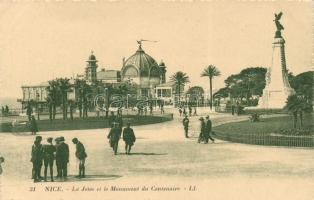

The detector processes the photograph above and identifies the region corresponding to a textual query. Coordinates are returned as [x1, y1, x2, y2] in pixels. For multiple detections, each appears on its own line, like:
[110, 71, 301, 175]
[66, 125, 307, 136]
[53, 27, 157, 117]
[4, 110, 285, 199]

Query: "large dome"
[122, 46, 160, 77]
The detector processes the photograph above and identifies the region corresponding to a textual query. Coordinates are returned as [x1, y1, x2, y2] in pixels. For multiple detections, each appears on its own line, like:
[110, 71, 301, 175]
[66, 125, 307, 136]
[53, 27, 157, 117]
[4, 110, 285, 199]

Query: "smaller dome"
[87, 51, 98, 62]
[89, 54, 96, 60]
[159, 60, 165, 67]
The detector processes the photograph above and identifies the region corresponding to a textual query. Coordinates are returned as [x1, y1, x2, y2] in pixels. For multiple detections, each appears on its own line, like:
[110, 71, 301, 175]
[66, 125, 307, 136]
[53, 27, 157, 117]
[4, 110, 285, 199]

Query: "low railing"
[213, 131, 314, 147]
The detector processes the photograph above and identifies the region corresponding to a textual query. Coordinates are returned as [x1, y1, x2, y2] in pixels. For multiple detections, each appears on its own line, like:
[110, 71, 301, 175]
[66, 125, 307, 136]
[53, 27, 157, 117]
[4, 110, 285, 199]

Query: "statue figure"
[274, 12, 284, 38]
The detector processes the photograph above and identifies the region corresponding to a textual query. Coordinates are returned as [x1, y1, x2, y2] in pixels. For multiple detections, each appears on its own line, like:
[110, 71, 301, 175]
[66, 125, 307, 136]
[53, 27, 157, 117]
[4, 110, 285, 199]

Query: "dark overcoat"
[123, 127, 136, 146]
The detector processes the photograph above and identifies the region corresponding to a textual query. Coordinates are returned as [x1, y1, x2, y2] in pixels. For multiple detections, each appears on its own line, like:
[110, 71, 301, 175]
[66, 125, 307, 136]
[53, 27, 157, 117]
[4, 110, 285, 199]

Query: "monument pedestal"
[258, 37, 295, 109]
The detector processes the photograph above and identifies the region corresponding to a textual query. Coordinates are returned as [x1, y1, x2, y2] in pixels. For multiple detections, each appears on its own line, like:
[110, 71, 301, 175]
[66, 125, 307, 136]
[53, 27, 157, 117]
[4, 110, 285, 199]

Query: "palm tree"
[170, 71, 190, 106]
[74, 79, 91, 118]
[46, 80, 59, 120]
[201, 65, 221, 109]
[56, 78, 71, 120]
[285, 94, 312, 129]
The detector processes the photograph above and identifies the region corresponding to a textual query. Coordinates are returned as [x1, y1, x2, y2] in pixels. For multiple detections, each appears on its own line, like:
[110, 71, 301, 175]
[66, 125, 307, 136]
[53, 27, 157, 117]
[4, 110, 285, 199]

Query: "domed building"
[121, 44, 167, 97]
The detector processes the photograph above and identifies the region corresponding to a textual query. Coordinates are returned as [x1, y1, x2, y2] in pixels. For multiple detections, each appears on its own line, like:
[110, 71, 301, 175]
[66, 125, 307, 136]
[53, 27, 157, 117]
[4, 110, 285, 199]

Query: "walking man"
[43, 137, 56, 182]
[30, 136, 43, 182]
[205, 115, 215, 143]
[72, 138, 87, 178]
[197, 117, 206, 143]
[107, 122, 122, 155]
[182, 115, 190, 138]
[30, 115, 38, 135]
[122, 122, 136, 155]
[56, 136, 69, 179]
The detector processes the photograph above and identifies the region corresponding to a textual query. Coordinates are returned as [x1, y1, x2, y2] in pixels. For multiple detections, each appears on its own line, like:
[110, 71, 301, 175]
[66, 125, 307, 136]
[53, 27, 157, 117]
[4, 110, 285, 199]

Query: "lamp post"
[36, 92, 40, 120]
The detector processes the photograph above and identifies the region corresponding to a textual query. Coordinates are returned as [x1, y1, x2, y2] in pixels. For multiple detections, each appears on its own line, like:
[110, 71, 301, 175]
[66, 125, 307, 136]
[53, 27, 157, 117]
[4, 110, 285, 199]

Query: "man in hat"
[54, 137, 61, 177]
[30, 115, 38, 135]
[43, 137, 56, 181]
[107, 122, 122, 155]
[30, 136, 43, 182]
[122, 122, 136, 155]
[56, 136, 69, 179]
[182, 115, 190, 138]
[205, 115, 215, 143]
[72, 138, 87, 178]
[198, 117, 206, 143]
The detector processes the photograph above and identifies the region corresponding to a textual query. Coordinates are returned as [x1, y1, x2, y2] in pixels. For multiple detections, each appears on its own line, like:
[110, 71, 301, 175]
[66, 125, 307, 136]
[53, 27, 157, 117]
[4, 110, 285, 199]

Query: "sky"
[0, 0, 312, 98]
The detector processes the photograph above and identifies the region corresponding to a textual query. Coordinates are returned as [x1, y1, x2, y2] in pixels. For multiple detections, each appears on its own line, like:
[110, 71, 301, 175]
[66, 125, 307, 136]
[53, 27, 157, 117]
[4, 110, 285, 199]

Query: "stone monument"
[258, 12, 295, 109]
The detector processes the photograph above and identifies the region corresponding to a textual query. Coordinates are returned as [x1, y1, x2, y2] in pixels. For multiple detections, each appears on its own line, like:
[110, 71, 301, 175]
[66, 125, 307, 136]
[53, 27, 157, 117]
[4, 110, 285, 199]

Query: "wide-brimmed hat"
[206, 115, 209, 119]
[59, 136, 65, 142]
[35, 136, 42, 141]
[199, 117, 204, 120]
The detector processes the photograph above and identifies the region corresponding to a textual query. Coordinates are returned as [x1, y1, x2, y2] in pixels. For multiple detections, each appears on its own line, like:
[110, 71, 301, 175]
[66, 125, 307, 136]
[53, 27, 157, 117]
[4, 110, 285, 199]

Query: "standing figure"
[144, 106, 147, 116]
[231, 104, 235, 115]
[182, 115, 190, 138]
[56, 137, 69, 179]
[26, 104, 33, 121]
[193, 107, 197, 116]
[0, 156, 4, 175]
[30, 136, 43, 182]
[205, 115, 215, 143]
[43, 137, 56, 182]
[149, 103, 153, 115]
[72, 138, 87, 178]
[197, 117, 206, 143]
[236, 102, 240, 116]
[122, 122, 136, 155]
[54, 137, 61, 177]
[178, 107, 182, 116]
[30, 116, 38, 135]
[188, 106, 192, 116]
[183, 107, 187, 116]
[160, 103, 164, 114]
[107, 123, 122, 155]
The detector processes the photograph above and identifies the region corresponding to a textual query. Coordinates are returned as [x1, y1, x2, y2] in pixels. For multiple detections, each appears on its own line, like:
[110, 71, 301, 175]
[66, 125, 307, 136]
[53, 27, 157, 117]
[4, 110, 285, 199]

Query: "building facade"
[120, 44, 167, 97]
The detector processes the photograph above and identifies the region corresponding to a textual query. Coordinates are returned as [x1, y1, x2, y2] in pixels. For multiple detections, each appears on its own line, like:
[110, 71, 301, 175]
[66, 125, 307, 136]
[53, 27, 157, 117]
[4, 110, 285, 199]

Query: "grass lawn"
[0, 114, 173, 132]
[214, 114, 313, 136]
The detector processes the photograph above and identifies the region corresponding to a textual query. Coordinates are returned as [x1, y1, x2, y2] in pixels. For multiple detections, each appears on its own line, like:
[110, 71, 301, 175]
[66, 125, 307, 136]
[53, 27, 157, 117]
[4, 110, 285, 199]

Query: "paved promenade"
[0, 111, 313, 200]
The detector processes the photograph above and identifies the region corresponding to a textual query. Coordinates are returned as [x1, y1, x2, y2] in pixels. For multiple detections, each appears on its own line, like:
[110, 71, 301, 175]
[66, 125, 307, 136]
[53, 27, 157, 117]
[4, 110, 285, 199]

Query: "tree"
[46, 79, 60, 120]
[201, 65, 221, 109]
[186, 86, 204, 106]
[285, 94, 312, 129]
[290, 71, 313, 103]
[221, 67, 267, 105]
[170, 71, 190, 106]
[74, 79, 91, 118]
[56, 78, 71, 120]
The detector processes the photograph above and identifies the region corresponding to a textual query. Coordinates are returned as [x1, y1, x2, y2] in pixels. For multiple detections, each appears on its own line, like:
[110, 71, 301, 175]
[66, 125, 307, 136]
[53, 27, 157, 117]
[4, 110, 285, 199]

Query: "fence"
[213, 131, 314, 147]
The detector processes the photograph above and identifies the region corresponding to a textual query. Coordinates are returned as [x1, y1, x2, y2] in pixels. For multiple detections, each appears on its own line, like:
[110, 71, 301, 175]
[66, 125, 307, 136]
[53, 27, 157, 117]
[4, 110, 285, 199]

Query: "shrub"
[249, 113, 260, 122]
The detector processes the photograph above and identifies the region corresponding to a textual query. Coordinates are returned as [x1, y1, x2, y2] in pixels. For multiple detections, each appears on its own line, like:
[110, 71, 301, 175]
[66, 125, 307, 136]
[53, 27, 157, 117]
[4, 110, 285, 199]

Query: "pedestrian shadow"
[126, 152, 167, 156]
[116, 152, 167, 156]
[49, 174, 122, 182]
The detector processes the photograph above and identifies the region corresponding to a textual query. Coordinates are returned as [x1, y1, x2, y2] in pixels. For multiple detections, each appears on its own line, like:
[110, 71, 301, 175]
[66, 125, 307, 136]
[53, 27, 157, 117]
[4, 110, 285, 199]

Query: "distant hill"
[0, 97, 20, 109]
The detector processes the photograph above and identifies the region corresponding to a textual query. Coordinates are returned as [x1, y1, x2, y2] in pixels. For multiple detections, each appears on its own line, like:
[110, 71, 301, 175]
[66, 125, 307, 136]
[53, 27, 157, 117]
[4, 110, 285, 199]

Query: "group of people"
[182, 115, 215, 143]
[179, 105, 197, 117]
[107, 122, 136, 155]
[30, 135, 87, 182]
[1, 105, 9, 116]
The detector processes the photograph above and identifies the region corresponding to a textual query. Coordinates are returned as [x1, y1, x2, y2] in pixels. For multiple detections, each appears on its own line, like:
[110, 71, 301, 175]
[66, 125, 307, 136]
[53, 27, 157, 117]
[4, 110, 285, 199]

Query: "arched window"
[123, 65, 138, 77]
[150, 66, 160, 78]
